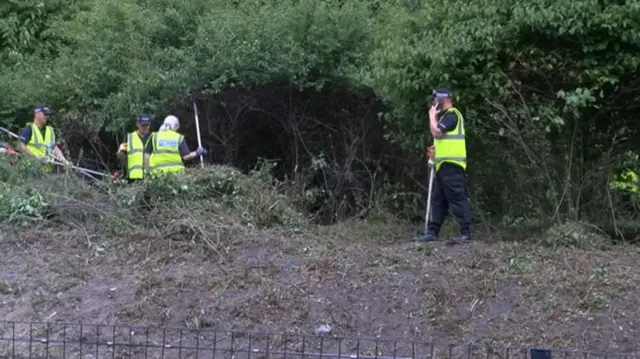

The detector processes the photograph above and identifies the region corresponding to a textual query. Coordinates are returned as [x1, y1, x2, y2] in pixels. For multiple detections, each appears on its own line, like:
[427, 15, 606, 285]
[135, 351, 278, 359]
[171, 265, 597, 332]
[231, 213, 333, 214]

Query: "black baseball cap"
[34, 105, 53, 115]
[426, 88, 452, 102]
[433, 88, 452, 98]
[137, 113, 151, 124]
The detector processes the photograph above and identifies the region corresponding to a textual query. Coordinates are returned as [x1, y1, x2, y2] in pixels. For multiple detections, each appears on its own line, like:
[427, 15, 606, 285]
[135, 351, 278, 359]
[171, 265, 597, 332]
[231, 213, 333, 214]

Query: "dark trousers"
[426, 163, 472, 236]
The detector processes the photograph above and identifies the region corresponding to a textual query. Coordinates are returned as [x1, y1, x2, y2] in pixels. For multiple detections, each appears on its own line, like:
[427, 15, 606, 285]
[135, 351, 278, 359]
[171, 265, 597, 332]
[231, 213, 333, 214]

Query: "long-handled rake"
[413, 159, 435, 241]
[0, 126, 109, 180]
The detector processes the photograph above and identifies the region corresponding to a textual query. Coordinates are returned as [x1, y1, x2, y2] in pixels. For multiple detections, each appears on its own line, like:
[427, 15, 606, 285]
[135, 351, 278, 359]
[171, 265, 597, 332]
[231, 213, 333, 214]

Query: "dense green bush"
[0, 0, 638, 239]
[370, 0, 640, 230]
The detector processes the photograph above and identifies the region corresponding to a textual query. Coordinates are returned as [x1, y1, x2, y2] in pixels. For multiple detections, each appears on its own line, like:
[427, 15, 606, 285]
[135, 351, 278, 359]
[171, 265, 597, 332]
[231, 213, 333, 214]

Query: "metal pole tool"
[193, 102, 204, 168]
[413, 159, 435, 242]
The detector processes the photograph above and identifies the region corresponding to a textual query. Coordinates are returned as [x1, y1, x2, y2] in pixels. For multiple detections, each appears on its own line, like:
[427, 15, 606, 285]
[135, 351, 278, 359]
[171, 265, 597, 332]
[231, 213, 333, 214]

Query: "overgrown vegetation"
[0, 0, 640, 353]
[0, 156, 306, 237]
[1, 0, 638, 236]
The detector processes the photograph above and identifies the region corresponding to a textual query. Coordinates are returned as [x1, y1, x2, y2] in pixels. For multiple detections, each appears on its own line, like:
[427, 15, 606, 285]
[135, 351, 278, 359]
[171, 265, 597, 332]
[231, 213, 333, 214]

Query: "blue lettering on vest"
[158, 140, 179, 147]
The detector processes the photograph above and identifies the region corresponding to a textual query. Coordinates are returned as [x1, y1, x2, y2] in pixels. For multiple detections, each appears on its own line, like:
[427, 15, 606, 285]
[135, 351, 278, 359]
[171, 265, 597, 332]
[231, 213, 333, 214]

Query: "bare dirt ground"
[1, 219, 640, 358]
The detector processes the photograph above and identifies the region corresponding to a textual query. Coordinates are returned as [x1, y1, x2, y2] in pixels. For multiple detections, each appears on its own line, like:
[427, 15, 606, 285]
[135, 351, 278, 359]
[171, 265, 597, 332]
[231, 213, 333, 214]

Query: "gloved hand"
[425, 145, 434, 161]
[196, 147, 208, 156]
[119, 143, 127, 153]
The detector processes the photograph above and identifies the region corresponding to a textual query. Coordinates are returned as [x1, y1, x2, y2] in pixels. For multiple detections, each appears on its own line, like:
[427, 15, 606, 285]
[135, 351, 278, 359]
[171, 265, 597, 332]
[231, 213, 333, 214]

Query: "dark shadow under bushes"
[54, 81, 425, 225]
[175, 82, 423, 223]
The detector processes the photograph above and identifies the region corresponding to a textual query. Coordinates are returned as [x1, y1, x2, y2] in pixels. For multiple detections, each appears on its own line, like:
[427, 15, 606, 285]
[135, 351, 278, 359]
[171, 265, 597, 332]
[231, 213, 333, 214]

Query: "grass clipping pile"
[1, 159, 640, 355]
[0, 159, 304, 237]
[126, 164, 306, 241]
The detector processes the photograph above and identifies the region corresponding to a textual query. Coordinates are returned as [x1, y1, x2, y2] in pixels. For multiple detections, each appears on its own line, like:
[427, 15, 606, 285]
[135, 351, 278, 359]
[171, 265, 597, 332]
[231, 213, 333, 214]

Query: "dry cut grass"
[1, 219, 640, 355]
[0, 161, 639, 357]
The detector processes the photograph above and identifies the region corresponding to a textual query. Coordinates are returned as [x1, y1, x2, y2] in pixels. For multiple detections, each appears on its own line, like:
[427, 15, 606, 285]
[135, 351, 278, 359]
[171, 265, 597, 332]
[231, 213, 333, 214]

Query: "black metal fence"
[0, 321, 634, 359]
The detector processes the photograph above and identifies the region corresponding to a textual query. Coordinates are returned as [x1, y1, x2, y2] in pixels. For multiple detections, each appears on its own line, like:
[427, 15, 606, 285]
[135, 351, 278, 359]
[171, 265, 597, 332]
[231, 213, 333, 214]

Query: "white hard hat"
[163, 115, 180, 127]
[160, 115, 180, 130]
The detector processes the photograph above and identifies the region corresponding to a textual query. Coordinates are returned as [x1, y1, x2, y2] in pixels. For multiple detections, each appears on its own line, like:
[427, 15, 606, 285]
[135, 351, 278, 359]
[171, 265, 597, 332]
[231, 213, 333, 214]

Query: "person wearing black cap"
[419, 88, 472, 243]
[18, 104, 70, 171]
[117, 113, 153, 181]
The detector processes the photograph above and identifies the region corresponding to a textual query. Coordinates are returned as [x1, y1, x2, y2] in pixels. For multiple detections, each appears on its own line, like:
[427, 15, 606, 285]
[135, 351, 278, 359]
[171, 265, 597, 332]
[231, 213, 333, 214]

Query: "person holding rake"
[414, 88, 471, 244]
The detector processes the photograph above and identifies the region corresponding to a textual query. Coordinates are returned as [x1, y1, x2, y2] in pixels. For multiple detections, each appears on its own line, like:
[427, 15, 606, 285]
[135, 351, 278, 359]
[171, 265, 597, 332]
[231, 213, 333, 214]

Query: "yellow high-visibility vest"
[434, 107, 466, 172]
[610, 170, 639, 193]
[126, 131, 151, 180]
[148, 130, 184, 175]
[26, 123, 56, 172]
[26, 123, 56, 160]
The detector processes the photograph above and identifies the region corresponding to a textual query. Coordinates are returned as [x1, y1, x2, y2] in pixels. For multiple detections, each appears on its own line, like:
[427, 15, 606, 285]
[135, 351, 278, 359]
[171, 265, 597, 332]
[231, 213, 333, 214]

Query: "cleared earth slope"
[1, 220, 639, 353]
[0, 163, 638, 356]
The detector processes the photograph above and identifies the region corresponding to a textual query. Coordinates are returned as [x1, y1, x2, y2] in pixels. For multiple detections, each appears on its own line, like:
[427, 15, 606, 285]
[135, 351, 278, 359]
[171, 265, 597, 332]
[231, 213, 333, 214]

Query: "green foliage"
[194, 0, 374, 92]
[0, 153, 305, 238]
[370, 0, 640, 229]
[121, 164, 306, 228]
[371, 0, 640, 147]
[0, 0, 639, 240]
[0, 0, 78, 65]
[1, 0, 375, 133]
[0, 184, 49, 223]
[0, 155, 44, 183]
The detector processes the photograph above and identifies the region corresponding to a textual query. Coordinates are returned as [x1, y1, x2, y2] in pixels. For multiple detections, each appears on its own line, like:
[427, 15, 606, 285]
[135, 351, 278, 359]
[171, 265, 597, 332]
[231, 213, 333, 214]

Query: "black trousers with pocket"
[425, 162, 472, 236]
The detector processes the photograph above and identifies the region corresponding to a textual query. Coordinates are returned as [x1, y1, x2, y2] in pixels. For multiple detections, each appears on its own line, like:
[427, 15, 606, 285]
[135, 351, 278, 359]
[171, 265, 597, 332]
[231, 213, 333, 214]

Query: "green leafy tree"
[370, 0, 640, 228]
[0, 0, 638, 232]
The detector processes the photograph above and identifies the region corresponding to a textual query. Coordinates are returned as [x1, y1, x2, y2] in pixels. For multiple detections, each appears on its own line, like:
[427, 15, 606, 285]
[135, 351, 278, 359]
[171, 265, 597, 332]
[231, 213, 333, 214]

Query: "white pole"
[193, 102, 204, 168]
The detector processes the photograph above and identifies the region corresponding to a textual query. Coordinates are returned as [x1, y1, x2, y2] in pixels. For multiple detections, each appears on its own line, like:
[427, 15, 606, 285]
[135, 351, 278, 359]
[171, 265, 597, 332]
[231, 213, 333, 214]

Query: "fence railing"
[0, 321, 635, 359]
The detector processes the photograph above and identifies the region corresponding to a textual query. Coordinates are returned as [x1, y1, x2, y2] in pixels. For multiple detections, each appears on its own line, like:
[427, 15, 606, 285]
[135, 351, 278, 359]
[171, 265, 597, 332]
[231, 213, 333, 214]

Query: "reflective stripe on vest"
[149, 131, 184, 174]
[26, 123, 56, 159]
[126, 131, 150, 180]
[434, 107, 467, 172]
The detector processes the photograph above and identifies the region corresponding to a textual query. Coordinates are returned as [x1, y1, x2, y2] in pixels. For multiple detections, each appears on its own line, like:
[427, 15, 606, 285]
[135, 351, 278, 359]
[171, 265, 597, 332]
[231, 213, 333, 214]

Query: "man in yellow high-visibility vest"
[417, 89, 471, 243]
[143, 115, 207, 176]
[117, 113, 153, 182]
[18, 104, 70, 172]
